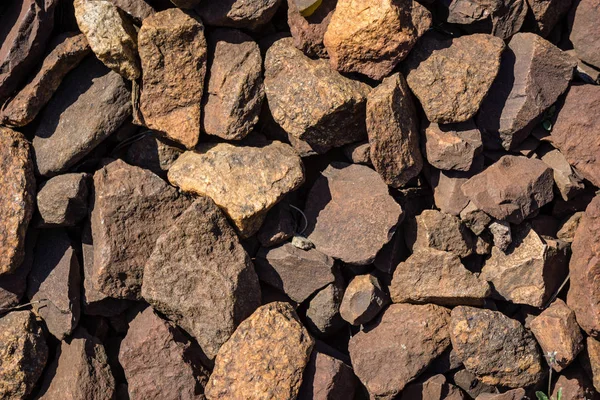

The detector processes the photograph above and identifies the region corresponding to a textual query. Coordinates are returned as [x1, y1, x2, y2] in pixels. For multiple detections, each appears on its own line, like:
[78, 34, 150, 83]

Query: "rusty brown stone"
[476, 389, 526, 400]
[342, 141, 371, 165]
[527, 0, 573, 36]
[256, 202, 295, 248]
[539, 146, 585, 201]
[551, 367, 599, 400]
[109, 0, 155, 22]
[298, 351, 357, 400]
[339, 274, 389, 326]
[400, 374, 466, 400]
[287, 0, 337, 58]
[305, 274, 345, 337]
[430, 169, 472, 216]
[569, 0, 600, 69]
[557, 212, 584, 243]
[423, 121, 483, 172]
[196, 0, 282, 30]
[125, 134, 183, 178]
[447, 0, 528, 40]
[37, 173, 90, 227]
[584, 337, 600, 392]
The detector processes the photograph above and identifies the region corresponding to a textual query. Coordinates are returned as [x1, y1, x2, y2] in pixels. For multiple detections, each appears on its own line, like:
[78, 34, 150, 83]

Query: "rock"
[91, 159, 192, 300]
[298, 351, 356, 400]
[460, 202, 492, 236]
[37, 328, 116, 400]
[168, 141, 304, 237]
[33, 57, 131, 177]
[0, 311, 48, 400]
[203, 29, 264, 140]
[423, 121, 483, 171]
[0, 231, 35, 309]
[109, 0, 155, 22]
[287, 0, 336, 58]
[539, 147, 585, 201]
[390, 249, 491, 306]
[374, 229, 409, 274]
[447, 0, 528, 40]
[586, 337, 600, 392]
[0, 128, 35, 276]
[1, 33, 90, 127]
[550, 84, 600, 188]
[488, 220, 512, 252]
[292, 235, 314, 250]
[527, 0, 573, 36]
[196, 0, 282, 30]
[339, 274, 389, 326]
[408, 209, 475, 258]
[400, 374, 466, 400]
[404, 33, 504, 124]
[138, 8, 207, 149]
[205, 302, 314, 400]
[530, 299, 583, 372]
[349, 303, 451, 399]
[567, 196, 600, 336]
[142, 197, 261, 360]
[305, 274, 345, 337]
[304, 163, 403, 265]
[476, 389, 526, 400]
[366, 72, 423, 188]
[557, 212, 584, 243]
[125, 134, 183, 178]
[430, 169, 472, 216]
[0, 0, 57, 105]
[74, 0, 139, 80]
[569, 0, 600, 69]
[323, 0, 431, 80]
[450, 306, 544, 387]
[551, 367, 599, 400]
[37, 173, 90, 227]
[461, 155, 554, 224]
[264, 38, 370, 149]
[256, 202, 295, 247]
[342, 141, 371, 165]
[477, 33, 576, 150]
[453, 369, 495, 399]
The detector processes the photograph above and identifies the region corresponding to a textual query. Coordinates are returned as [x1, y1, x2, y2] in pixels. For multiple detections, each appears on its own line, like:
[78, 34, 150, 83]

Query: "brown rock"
[569, 0, 600, 69]
[340, 274, 389, 326]
[342, 141, 371, 165]
[287, 0, 337, 58]
[323, 0, 431, 80]
[527, 0, 573, 36]
[460, 202, 492, 235]
[550, 84, 600, 188]
[304, 163, 403, 265]
[0, 128, 35, 276]
[298, 351, 357, 400]
[142, 197, 261, 360]
[476, 389, 526, 400]
[91, 159, 192, 300]
[125, 134, 183, 178]
[408, 209, 475, 258]
[196, 0, 282, 30]
[539, 147, 585, 201]
[264, 38, 370, 149]
[0, 231, 34, 309]
[453, 369, 495, 399]
[461, 155, 554, 224]
[0, 311, 48, 400]
[390, 249, 491, 306]
[477, 33, 576, 150]
[138, 9, 207, 149]
[119, 308, 208, 400]
[400, 374, 466, 400]
[423, 121, 483, 171]
[450, 306, 544, 388]
[586, 337, 600, 392]
[447, 0, 528, 40]
[33, 57, 131, 177]
[557, 212, 584, 243]
[366, 72, 423, 188]
[305, 284, 345, 337]
[256, 202, 295, 247]
[205, 302, 315, 400]
[551, 367, 599, 400]
[37, 173, 90, 227]
[168, 141, 304, 237]
[430, 169, 472, 216]
[109, 0, 155, 22]
[349, 303, 451, 399]
[405, 33, 505, 124]
[488, 220, 512, 251]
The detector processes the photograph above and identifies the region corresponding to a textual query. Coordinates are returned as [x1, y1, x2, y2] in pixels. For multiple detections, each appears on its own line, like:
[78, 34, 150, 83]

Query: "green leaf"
[557, 387, 563, 400]
[536, 392, 549, 400]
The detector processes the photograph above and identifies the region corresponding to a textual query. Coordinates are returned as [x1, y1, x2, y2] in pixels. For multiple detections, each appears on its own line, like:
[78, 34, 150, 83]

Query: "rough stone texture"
[405, 33, 504, 124]
[125, 134, 183, 178]
[453, 369, 495, 399]
[287, 0, 336, 58]
[366, 72, 423, 188]
[203, 29, 264, 140]
[74, 0, 139, 80]
[460, 202, 492, 235]
[349, 303, 451, 399]
[109, 0, 155, 22]
[390, 249, 491, 306]
[567, 196, 600, 337]
[0, 128, 35, 276]
[557, 212, 583, 243]
[450, 306, 544, 388]
[551, 367, 599, 400]
[37, 329, 116, 400]
[587, 337, 600, 392]
[569, 0, 600, 69]
[477, 33, 576, 150]
[550, 84, 600, 188]
[423, 121, 483, 171]
[0, 231, 34, 309]
[119, 308, 209, 400]
[1, 33, 90, 127]
[298, 351, 356, 400]
[476, 389, 526, 400]
[461, 155, 554, 224]
[527, 0, 572, 36]
[255, 243, 335, 303]
[430, 169, 472, 217]
[168, 141, 304, 238]
[196, 0, 282, 30]
[138, 9, 207, 149]
[488, 220, 512, 251]
[342, 141, 371, 165]
[33, 57, 131, 177]
[400, 374, 466, 400]
[305, 274, 345, 337]
[264, 38, 371, 149]
[323, 0, 431, 80]
[447, 0, 528, 40]
[0, 311, 48, 400]
[408, 209, 475, 258]
[256, 202, 295, 247]
[205, 302, 314, 400]
[91, 159, 192, 300]
[304, 162, 403, 265]
[339, 274, 389, 326]
[539, 147, 585, 201]
[142, 197, 261, 360]
[37, 173, 89, 227]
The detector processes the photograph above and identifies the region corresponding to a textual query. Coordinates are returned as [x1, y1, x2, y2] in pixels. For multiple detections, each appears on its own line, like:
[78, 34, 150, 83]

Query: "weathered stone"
[568, 49, 600, 84]
[488, 221, 512, 253]
[33, 57, 131, 177]
[0, 128, 35, 276]
[408, 209, 475, 258]
[431, 169, 472, 216]
[340, 274, 389, 326]
[119, 308, 208, 400]
[367, 72, 423, 188]
[342, 141, 371, 165]
[264, 38, 370, 149]
[109, 0, 155, 22]
[91, 159, 192, 300]
[461, 155, 554, 224]
[256, 202, 295, 247]
[305, 274, 345, 337]
[539, 147, 585, 201]
[138, 9, 207, 149]
[37, 173, 89, 227]
[569, 0, 600, 69]
[405, 33, 504, 124]
[447, 0, 528, 40]
[423, 121, 483, 171]
[196, 0, 282, 30]
[460, 202, 492, 235]
[142, 197, 261, 360]
[586, 337, 600, 392]
[125, 134, 183, 178]
[551, 84, 600, 188]
[374, 229, 409, 274]
[298, 351, 356, 400]
[557, 212, 584, 243]
[450, 306, 544, 387]
[287, 0, 336, 58]
[453, 369, 495, 399]
[37, 328, 116, 400]
[0, 230, 34, 309]
[400, 374, 466, 400]
[349, 303, 451, 399]
[304, 163, 403, 265]
[476, 389, 526, 400]
[205, 302, 314, 400]
[551, 367, 599, 400]
[477, 33, 576, 150]
[0, 311, 48, 400]
[168, 141, 304, 237]
[527, 0, 572, 36]
[203, 29, 264, 140]
[323, 0, 431, 80]
[1, 33, 90, 127]
[390, 249, 491, 306]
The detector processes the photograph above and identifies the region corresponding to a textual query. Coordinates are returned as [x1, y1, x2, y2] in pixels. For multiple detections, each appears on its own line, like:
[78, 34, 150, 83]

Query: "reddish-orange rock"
[569, 0, 600, 69]
[287, 0, 337, 58]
